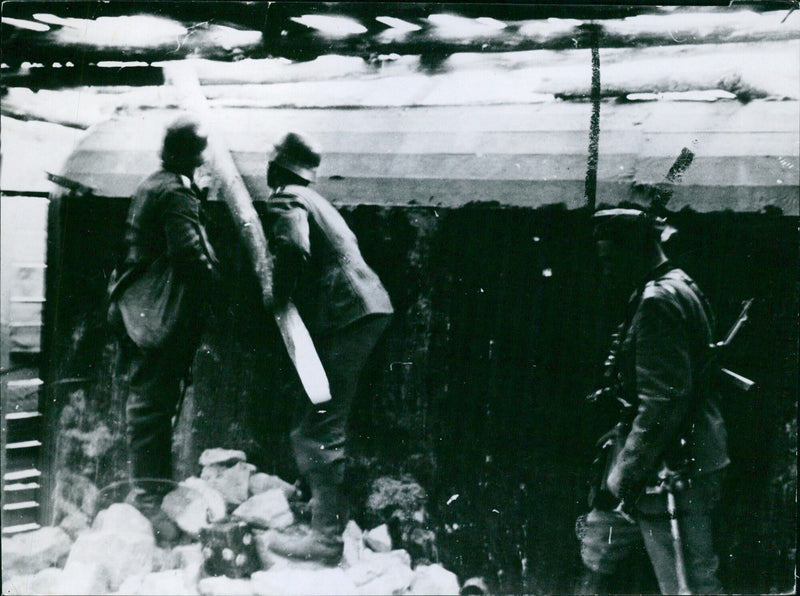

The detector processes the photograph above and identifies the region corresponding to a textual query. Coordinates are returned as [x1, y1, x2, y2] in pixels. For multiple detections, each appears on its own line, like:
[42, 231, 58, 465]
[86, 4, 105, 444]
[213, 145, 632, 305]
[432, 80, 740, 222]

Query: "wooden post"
[163, 61, 330, 404]
[583, 24, 602, 211]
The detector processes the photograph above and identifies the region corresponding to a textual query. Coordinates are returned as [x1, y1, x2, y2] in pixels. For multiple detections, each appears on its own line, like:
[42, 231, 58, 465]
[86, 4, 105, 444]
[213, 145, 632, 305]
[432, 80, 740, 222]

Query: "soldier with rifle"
[577, 207, 731, 594]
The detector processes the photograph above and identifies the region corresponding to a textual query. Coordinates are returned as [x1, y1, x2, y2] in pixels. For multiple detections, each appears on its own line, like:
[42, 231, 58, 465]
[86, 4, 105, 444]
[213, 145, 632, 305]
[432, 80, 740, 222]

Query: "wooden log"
[0, 64, 164, 90]
[1, 16, 262, 66]
[196, 40, 797, 103]
[266, 8, 799, 57]
[2, 39, 796, 126]
[162, 61, 331, 405]
[3, 8, 797, 67]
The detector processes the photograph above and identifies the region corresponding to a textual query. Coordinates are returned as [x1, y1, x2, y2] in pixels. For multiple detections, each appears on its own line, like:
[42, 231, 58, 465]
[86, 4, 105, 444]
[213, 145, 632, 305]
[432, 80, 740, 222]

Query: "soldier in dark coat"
[260, 133, 394, 564]
[108, 116, 222, 541]
[579, 208, 729, 594]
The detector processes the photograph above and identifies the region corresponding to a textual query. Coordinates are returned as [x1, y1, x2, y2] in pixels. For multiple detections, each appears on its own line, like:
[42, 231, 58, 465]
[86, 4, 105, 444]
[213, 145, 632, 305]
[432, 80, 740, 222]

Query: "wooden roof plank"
[200, 101, 800, 133]
[47, 165, 798, 214]
[72, 126, 800, 161]
[196, 40, 798, 105]
[58, 146, 798, 200]
[3, 37, 798, 101]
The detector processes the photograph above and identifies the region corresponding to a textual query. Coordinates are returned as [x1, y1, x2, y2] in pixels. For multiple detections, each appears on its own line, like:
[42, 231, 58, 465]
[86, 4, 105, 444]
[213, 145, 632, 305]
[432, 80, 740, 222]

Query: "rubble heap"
[1, 449, 461, 595]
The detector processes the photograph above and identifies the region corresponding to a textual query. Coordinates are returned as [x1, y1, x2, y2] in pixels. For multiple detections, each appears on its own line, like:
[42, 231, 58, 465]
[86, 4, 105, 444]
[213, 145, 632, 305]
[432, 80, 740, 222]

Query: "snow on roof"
[290, 15, 368, 38]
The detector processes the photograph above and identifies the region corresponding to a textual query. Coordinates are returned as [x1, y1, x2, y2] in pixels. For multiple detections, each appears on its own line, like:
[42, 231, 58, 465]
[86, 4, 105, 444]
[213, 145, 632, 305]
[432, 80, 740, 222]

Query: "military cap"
[270, 132, 321, 183]
[593, 208, 670, 242]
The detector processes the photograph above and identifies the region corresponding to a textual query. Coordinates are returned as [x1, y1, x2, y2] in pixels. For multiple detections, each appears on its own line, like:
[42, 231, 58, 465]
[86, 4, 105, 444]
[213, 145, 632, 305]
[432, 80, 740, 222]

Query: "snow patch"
[291, 15, 367, 37]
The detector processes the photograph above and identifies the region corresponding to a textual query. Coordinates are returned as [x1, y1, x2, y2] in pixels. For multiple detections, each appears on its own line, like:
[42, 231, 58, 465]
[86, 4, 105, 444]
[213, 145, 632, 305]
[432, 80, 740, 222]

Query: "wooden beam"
[162, 62, 331, 405]
[0, 65, 163, 89]
[583, 25, 602, 211]
[3, 39, 797, 102]
[2, 8, 796, 66]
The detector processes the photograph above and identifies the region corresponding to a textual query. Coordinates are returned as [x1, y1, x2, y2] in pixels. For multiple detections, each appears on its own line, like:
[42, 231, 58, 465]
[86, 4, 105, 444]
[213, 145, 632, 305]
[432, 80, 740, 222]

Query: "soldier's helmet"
[270, 132, 321, 183]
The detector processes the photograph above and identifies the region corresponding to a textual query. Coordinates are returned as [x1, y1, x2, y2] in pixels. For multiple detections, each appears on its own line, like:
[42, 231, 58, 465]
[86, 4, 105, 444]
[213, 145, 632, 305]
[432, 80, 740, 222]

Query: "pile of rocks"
[2, 449, 461, 595]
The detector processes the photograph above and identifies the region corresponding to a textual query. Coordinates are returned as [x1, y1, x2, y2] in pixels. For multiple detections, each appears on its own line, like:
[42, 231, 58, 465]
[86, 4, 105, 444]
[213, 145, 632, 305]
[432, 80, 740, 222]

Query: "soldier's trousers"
[117, 326, 201, 502]
[578, 471, 725, 594]
[636, 470, 725, 594]
[290, 314, 390, 494]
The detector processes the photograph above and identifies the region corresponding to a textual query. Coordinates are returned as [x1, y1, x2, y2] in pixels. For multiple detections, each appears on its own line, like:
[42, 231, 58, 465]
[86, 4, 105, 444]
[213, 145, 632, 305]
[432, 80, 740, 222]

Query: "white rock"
[58, 511, 91, 540]
[342, 520, 364, 568]
[2, 574, 34, 595]
[168, 542, 203, 567]
[409, 564, 461, 595]
[116, 573, 144, 595]
[2, 568, 63, 595]
[161, 486, 209, 536]
[162, 478, 226, 537]
[365, 548, 411, 565]
[65, 523, 156, 591]
[30, 568, 66, 596]
[136, 569, 199, 595]
[152, 546, 172, 572]
[251, 567, 358, 596]
[199, 448, 247, 467]
[1, 526, 72, 576]
[233, 489, 294, 529]
[199, 576, 255, 596]
[358, 569, 415, 595]
[249, 473, 297, 499]
[364, 523, 392, 553]
[170, 542, 205, 586]
[252, 529, 274, 569]
[58, 561, 111, 595]
[346, 549, 413, 595]
[202, 461, 256, 506]
[182, 477, 228, 520]
[92, 502, 153, 536]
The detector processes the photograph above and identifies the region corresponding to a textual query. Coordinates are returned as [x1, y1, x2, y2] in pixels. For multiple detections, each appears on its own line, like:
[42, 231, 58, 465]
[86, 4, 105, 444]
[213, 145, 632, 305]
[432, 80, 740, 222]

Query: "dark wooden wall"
[41, 193, 797, 593]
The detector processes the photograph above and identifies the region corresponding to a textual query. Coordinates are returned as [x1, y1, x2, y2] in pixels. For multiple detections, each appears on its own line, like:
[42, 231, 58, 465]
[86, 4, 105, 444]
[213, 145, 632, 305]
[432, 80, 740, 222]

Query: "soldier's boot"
[131, 487, 181, 547]
[289, 497, 315, 524]
[268, 483, 345, 565]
